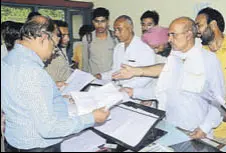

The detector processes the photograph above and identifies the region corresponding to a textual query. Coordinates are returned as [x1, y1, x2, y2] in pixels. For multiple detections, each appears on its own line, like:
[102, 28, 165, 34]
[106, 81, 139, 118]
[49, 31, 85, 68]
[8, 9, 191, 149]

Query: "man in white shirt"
[112, 17, 224, 139]
[95, 15, 155, 89]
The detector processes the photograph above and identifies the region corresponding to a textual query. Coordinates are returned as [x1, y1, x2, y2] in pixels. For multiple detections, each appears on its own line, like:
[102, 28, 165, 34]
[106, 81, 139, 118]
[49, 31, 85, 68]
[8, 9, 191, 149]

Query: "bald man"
[113, 17, 224, 139]
[1, 15, 110, 151]
[96, 15, 155, 90]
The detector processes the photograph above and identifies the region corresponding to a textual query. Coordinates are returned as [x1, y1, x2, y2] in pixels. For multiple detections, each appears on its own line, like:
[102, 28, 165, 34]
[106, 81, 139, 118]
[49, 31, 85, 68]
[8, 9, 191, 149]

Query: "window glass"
[1, 5, 31, 23]
[39, 8, 65, 21]
[72, 14, 83, 39]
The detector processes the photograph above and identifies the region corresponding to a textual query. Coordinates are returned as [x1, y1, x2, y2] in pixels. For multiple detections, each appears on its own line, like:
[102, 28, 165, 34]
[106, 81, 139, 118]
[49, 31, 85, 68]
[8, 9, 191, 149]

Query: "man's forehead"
[195, 14, 207, 23]
[142, 18, 154, 23]
[94, 16, 107, 21]
[59, 27, 69, 33]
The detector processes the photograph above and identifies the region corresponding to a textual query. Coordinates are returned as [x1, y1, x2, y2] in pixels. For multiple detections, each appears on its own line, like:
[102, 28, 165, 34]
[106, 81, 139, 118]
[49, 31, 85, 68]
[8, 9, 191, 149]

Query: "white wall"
[90, 0, 226, 36]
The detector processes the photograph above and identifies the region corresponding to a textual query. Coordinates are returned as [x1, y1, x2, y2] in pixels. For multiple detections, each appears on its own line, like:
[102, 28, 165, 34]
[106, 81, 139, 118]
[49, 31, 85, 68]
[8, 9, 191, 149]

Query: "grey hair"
[115, 15, 134, 27]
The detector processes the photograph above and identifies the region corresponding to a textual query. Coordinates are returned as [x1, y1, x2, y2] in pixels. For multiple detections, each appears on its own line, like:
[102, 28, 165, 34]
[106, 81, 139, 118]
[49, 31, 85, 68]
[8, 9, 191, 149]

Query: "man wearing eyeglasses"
[45, 20, 73, 83]
[112, 17, 224, 140]
[82, 7, 117, 75]
[1, 15, 110, 152]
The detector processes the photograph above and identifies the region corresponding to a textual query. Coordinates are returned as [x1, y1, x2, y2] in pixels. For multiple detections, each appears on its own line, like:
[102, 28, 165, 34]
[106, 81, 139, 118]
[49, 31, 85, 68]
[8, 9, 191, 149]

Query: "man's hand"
[120, 87, 134, 97]
[140, 101, 153, 107]
[56, 81, 68, 89]
[95, 74, 102, 80]
[190, 128, 207, 139]
[92, 107, 110, 123]
[112, 64, 138, 80]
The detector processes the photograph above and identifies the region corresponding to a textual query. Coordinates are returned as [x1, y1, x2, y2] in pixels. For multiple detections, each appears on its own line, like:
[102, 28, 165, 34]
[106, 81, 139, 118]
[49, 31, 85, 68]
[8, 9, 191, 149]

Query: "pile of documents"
[69, 83, 124, 116]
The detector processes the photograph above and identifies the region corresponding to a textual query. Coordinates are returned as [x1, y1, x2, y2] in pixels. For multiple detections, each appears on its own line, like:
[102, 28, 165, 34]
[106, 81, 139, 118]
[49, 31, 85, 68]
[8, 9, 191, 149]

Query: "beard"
[157, 43, 172, 57]
[201, 26, 215, 45]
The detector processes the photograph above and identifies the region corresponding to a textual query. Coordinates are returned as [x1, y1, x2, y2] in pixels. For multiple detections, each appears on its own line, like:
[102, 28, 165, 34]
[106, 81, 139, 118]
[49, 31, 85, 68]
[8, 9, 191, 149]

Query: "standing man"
[1, 16, 109, 152]
[195, 7, 226, 141]
[113, 17, 224, 139]
[82, 7, 117, 75]
[96, 15, 155, 89]
[140, 10, 159, 34]
[45, 20, 72, 82]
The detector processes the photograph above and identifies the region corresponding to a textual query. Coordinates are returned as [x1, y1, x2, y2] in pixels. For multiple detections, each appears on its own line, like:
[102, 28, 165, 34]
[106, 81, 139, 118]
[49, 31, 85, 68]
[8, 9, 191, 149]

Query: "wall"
[91, 0, 226, 36]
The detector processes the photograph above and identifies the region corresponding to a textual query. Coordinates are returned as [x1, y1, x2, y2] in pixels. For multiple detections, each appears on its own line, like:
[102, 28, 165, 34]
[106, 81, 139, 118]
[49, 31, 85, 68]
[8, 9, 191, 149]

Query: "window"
[39, 8, 65, 21]
[72, 14, 83, 39]
[1, 5, 31, 23]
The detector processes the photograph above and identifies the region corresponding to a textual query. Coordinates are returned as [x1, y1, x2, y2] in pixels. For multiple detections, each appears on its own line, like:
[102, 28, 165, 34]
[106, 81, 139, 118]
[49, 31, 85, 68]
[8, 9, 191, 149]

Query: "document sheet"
[61, 69, 95, 95]
[61, 130, 106, 152]
[94, 105, 158, 147]
[70, 83, 124, 115]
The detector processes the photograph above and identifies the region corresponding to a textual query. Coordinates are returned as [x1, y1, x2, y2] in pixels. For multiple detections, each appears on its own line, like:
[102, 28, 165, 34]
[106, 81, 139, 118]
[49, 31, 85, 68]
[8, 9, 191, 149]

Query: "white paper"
[221, 146, 226, 152]
[61, 130, 106, 152]
[61, 69, 95, 95]
[70, 83, 124, 116]
[94, 105, 158, 147]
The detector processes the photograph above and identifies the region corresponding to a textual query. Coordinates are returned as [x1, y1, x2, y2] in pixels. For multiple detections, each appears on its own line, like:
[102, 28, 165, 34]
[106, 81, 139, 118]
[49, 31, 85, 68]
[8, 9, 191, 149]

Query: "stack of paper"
[70, 83, 124, 116]
[61, 130, 106, 152]
[60, 69, 95, 95]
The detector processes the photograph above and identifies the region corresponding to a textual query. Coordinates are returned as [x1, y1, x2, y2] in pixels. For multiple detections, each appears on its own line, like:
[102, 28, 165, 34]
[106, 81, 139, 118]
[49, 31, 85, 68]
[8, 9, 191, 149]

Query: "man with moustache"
[1, 16, 109, 152]
[195, 7, 226, 142]
[112, 17, 225, 139]
[82, 7, 117, 75]
[95, 15, 155, 90]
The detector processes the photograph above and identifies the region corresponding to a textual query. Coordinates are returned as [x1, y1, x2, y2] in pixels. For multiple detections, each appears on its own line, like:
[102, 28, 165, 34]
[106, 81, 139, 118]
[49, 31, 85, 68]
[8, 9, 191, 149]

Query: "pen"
[128, 60, 136, 62]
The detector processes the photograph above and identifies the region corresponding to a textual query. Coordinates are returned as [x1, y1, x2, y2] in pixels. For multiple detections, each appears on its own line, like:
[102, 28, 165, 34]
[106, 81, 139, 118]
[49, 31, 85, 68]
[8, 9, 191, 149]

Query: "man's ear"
[40, 33, 49, 44]
[209, 20, 218, 31]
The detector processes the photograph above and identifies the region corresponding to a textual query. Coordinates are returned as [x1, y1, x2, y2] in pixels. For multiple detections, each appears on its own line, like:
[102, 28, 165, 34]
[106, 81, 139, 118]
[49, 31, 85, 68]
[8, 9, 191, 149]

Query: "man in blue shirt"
[1, 15, 109, 152]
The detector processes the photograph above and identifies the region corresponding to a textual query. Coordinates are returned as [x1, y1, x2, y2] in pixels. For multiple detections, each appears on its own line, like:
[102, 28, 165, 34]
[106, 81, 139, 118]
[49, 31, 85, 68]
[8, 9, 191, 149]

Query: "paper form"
[60, 69, 95, 95]
[70, 83, 124, 115]
[94, 106, 158, 147]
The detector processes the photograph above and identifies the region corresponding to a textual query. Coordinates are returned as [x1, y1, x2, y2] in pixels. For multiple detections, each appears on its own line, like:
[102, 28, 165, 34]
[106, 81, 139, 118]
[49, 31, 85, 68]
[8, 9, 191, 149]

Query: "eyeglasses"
[42, 31, 60, 50]
[93, 19, 107, 24]
[168, 31, 188, 38]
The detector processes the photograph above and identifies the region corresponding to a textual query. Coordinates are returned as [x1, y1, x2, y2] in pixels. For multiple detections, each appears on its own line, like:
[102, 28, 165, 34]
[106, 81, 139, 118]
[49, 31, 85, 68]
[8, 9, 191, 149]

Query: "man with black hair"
[26, 11, 41, 21]
[82, 7, 117, 75]
[140, 10, 159, 34]
[1, 15, 109, 152]
[45, 20, 72, 82]
[195, 7, 226, 142]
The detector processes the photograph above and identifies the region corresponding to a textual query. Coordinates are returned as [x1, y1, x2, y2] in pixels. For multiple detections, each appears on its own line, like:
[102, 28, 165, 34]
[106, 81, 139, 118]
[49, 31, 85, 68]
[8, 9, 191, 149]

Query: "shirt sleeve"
[81, 37, 89, 72]
[133, 79, 157, 100]
[199, 55, 225, 134]
[199, 104, 222, 134]
[21, 69, 95, 138]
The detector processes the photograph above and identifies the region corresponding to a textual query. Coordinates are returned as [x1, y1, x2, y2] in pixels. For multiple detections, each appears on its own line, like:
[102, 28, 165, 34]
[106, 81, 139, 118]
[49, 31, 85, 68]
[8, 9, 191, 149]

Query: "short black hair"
[21, 16, 55, 40]
[198, 7, 225, 32]
[92, 7, 110, 20]
[3, 22, 23, 51]
[54, 20, 68, 28]
[27, 11, 41, 21]
[140, 10, 159, 25]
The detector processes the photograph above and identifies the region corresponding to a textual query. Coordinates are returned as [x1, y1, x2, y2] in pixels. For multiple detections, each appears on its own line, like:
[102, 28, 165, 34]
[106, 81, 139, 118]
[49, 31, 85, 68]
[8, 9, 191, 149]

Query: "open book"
[60, 69, 95, 95]
[70, 83, 124, 116]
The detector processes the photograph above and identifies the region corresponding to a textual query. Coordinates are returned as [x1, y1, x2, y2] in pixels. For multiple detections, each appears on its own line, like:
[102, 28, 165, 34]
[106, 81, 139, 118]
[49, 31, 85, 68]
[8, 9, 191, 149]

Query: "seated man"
[96, 15, 156, 90]
[113, 17, 224, 139]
